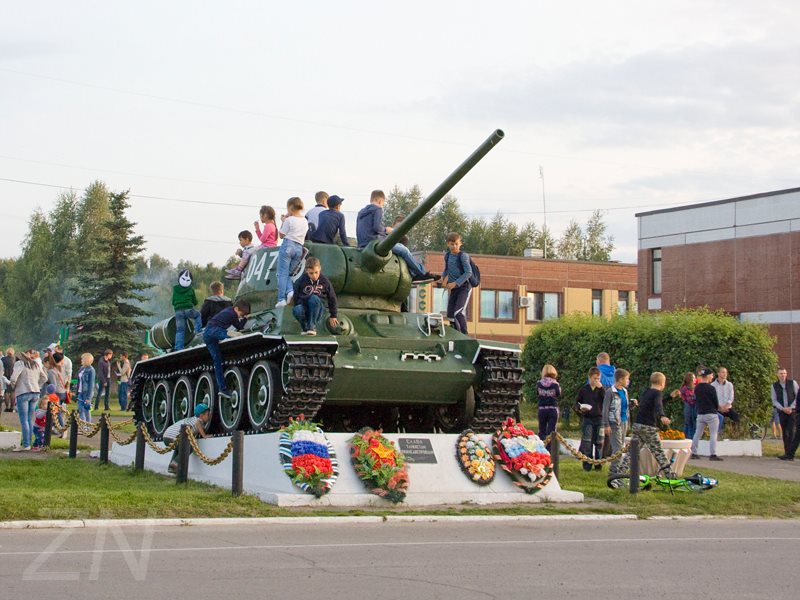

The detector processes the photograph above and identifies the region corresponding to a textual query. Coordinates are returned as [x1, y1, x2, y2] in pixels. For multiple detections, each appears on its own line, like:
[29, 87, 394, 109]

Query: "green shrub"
[521, 308, 777, 430]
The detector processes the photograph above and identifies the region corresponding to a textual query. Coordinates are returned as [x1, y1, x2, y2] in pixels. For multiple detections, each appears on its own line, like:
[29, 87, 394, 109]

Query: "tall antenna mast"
[539, 165, 547, 259]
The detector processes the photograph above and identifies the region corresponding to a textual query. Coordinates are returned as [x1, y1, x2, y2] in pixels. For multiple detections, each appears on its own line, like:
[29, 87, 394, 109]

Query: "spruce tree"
[63, 189, 153, 357]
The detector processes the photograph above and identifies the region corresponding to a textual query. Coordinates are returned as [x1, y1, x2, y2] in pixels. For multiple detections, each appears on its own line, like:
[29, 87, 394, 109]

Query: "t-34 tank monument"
[130, 130, 523, 439]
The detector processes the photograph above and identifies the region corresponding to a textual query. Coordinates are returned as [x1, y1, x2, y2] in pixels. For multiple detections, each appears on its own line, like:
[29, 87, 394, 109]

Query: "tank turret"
[131, 130, 523, 439]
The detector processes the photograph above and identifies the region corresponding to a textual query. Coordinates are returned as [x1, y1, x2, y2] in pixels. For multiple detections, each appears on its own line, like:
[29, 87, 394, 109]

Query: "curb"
[0, 514, 639, 529]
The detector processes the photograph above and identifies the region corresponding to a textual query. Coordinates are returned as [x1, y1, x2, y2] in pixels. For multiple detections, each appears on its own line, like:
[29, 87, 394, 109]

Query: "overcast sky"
[2, 1, 798, 265]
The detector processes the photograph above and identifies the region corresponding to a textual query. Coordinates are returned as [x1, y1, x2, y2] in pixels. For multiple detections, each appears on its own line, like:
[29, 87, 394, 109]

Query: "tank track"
[471, 349, 524, 433]
[129, 341, 334, 438]
[268, 345, 335, 429]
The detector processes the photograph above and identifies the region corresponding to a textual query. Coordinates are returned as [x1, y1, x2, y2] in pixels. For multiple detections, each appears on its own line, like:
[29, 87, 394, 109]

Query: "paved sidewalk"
[684, 455, 800, 482]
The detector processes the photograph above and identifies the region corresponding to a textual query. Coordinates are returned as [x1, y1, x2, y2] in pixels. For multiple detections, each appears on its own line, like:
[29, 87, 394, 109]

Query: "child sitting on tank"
[275, 197, 309, 308]
[356, 189, 439, 284]
[225, 230, 257, 280]
[203, 299, 251, 401]
[310, 195, 351, 246]
[164, 402, 211, 474]
[200, 281, 232, 327]
[291, 257, 339, 336]
[254, 205, 278, 248]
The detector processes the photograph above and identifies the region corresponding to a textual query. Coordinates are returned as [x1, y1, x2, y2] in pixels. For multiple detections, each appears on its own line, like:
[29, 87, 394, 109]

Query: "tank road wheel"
[434, 388, 475, 433]
[399, 406, 435, 433]
[194, 372, 217, 431]
[141, 380, 156, 425]
[171, 376, 194, 424]
[152, 380, 173, 437]
[219, 367, 246, 433]
[246, 361, 276, 432]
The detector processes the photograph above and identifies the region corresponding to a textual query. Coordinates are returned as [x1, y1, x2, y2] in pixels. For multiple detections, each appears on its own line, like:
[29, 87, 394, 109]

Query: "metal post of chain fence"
[44, 405, 53, 449]
[176, 425, 190, 484]
[68, 411, 78, 458]
[551, 432, 560, 480]
[629, 436, 640, 494]
[232, 430, 244, 497]
[135, 424, 145, 471]
[99, 414, 109, 464]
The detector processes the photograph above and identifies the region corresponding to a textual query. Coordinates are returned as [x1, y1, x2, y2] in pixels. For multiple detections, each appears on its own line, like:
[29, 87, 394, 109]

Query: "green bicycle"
[607, 471, 718, 493]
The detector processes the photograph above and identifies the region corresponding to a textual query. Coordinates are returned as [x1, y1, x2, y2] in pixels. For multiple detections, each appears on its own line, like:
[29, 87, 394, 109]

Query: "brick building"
[411, 252, 638, 345]
[636, 187, 800, 375]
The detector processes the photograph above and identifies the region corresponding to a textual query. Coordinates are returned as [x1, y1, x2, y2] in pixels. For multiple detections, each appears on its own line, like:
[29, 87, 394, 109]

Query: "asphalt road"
[1, 518, 796, 599]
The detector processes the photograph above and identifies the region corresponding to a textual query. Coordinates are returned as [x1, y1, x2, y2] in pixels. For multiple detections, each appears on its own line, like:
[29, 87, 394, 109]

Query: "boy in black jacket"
[291, 257, 339, 336]
[691, 367, 723, 461]
[200, 281, 233, 327]
[575, 367, 606, 471]
[609, 372, 672, 488]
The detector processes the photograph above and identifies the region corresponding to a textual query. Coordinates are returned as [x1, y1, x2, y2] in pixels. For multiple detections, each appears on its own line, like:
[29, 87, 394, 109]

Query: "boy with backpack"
[439, 232, 479, 334]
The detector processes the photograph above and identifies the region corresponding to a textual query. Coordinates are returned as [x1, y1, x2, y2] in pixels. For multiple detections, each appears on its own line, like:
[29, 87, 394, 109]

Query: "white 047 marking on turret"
[244, 251, 279, 285]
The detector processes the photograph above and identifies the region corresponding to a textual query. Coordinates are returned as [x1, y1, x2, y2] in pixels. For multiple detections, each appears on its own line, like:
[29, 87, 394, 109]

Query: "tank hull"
[132, 307, 521, 438]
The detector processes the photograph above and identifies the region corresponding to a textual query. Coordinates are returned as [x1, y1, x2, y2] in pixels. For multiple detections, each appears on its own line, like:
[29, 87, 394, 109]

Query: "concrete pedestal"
[111, 432, 584, 506]
[0, 431, 19, 449]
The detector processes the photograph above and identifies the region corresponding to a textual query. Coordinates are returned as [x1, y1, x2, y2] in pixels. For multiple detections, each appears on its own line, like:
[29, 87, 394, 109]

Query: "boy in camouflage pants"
[609, 372, 672, 488]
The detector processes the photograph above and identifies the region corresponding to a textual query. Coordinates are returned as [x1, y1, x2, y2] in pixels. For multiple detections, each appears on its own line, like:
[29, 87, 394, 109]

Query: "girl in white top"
[275, 197, 309, 307]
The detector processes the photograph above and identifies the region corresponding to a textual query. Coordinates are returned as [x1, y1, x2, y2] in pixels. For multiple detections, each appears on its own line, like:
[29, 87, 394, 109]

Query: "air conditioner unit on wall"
[518, 296, 533, 308]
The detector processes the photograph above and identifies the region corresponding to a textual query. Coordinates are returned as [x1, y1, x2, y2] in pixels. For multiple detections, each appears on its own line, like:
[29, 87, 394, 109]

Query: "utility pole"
[539, 165, 547, 259]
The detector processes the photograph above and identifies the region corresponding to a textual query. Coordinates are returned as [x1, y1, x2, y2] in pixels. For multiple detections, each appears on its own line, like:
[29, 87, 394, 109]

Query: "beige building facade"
[411, 252, 638, 345]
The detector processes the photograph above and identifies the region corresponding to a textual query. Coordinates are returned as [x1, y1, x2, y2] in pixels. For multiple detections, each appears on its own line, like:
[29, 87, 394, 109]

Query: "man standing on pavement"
[712, 367, 738, 440]
[94, 349, 113, 411]
[691, 367, 723, 461]
[772, 367, 798, 461]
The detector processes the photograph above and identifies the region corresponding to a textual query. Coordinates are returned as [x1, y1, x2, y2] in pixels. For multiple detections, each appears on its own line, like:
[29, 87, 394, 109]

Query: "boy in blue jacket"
[356, 190, 439, 284]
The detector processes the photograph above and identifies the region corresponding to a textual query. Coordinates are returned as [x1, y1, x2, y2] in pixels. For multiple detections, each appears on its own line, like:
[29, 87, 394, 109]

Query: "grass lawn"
[1, 453, 799, 521]
[556, 460, 800, 519]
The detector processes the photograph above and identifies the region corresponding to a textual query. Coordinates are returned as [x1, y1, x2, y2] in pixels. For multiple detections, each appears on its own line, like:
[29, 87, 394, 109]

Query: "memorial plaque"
[398, 437, 438, 464]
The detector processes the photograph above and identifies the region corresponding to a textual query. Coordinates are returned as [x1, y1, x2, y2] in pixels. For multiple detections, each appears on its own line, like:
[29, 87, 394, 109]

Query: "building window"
[652, 248, 662, 295]
[618, 291, 629, 315]
[480, 289, 515, 320]
[525, 292, 561, 322]
[592, 289, 602, 316]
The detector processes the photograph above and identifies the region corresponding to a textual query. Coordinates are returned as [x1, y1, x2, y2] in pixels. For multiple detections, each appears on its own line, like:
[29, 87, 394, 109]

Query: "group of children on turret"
[170, 191, 478, 401]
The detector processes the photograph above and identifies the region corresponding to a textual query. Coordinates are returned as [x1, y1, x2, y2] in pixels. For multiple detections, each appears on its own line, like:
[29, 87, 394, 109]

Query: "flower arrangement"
[659, 429, 686, 440]
[493, 417, 553, 494]
[456, 430, 495, 485]
[279, 415, 338, 498]
[349, 427, 409, 503]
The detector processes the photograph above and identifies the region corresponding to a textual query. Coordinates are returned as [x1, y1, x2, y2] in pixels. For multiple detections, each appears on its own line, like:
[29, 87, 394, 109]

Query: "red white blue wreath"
[279, 415, 338, 497]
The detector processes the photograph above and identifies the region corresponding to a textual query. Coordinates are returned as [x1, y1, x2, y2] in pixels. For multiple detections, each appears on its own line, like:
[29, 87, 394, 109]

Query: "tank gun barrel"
[374, 129, 505, 256]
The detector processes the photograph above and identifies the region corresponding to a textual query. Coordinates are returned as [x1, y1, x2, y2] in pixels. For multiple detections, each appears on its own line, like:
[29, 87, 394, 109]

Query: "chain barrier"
[105, 415, 137, 445]
[549, 431, 631, 466]
[107, 417, 134, 430]
[75, 416, 102, 437]
[48, 404, 70, 435]
[185, 428, 234, 466]
[141, 422, 179, 454]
